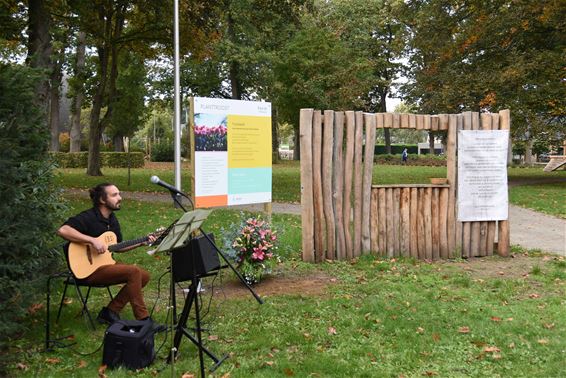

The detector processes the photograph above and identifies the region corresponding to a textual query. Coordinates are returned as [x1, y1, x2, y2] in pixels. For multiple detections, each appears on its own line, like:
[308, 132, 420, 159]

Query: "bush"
[0, 64, 62, 373]
[150, 140, 174, 162]
[49, 152, 144, 168]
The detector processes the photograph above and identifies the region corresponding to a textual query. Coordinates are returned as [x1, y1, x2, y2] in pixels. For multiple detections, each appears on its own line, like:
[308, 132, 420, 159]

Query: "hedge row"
[374, 154, 447, 166]
[49, 152, 145, 168]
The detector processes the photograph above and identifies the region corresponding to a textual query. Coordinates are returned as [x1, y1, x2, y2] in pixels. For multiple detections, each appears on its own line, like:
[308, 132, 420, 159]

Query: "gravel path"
[64, 189, 564, 255]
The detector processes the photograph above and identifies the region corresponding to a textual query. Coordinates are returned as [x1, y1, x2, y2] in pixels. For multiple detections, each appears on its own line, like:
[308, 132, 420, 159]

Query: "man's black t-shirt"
[64, 207, 123, 242]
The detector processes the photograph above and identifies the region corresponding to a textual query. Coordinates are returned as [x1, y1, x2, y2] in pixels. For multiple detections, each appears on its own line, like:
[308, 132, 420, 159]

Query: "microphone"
[150, 175, 183, 195]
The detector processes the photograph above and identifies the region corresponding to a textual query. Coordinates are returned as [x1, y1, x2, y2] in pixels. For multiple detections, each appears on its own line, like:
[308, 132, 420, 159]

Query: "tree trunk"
[49, 60, 62, 151]
[27, 0, 52, 116]
[525, 138, 533, 165]
[293, 124, 300, 160]
[70, 31, 86, 153]
[87, 41, 108, 176]
[113, 135, 124, 152]
[428, 131, 435, 155]
[87, 4, 125, 176]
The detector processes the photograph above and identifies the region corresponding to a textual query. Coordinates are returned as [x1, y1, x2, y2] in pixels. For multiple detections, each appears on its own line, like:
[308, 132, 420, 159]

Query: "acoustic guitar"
[68, 229, 164, 279]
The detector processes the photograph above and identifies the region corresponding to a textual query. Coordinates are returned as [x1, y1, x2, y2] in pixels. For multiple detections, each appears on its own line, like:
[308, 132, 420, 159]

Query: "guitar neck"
[108, 236, 148, 252]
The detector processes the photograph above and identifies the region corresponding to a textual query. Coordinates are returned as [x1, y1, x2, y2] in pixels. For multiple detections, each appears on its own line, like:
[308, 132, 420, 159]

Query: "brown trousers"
[83, 263, 150, 320]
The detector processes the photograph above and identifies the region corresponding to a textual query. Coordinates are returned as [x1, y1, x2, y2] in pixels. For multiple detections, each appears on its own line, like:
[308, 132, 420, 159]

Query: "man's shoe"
[97, 307, 120, 325]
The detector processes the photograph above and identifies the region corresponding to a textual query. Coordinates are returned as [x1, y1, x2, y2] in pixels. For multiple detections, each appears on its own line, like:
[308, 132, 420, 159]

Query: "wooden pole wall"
[300, 109, 510, 262]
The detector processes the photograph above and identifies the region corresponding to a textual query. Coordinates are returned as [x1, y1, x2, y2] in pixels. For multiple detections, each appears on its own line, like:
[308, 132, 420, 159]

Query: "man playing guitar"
[57, 182, 161, 328]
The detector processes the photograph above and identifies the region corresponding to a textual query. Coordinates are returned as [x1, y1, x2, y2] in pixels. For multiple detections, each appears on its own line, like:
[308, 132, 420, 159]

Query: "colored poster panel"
[194, 151, 228, 208]
[227, 115, 272, 168]
[457, 130, 509, 221]
[191, 97, 271, 208]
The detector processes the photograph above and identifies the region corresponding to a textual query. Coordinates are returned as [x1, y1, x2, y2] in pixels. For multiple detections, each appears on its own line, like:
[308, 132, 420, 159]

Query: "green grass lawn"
[7, 199, 566, 377]
[55, 162, 565, 217]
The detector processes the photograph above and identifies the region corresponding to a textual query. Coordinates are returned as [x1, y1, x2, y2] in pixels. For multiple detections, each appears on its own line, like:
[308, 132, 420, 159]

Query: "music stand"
[153, 189, 264, 377]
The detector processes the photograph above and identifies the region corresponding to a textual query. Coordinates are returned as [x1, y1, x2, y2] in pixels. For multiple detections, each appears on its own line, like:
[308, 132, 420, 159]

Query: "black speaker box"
[171, 233, 220, 282]
[102, 319, 155, 370]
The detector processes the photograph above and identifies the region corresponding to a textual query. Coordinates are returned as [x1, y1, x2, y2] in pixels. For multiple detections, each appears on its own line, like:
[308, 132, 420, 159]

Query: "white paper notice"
[458, 130, 509, 221]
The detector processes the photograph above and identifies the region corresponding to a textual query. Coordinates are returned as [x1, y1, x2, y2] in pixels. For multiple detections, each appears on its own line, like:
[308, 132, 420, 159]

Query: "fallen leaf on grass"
[28, 303, 43, 315]
[543, 323, 555, 329]
[63, 297, 73, 305]
[528, 293, 540, 299]
[416, 327, 425, 334]
[284, 367, 295, 376]
[16, 363, 28, 370]
[208, 335, 219, 341]
[483, 346, 501, 353]
[492, 354, 502, 360]
[77, 360, 87, 368]
[98, 364, 107, 378]
[328, 327, 337, 335]
[537, 339, 549, 345]
[220, 374, 230, 378]
[490, 316, 502, 322]
[181, 373, 195, 378]
[265, 361, 274, 367]
[458, 326, 470, 334]
[424, 371, 438, 376]
[432, 333, 441, 342]
[46, 358, 60, 364]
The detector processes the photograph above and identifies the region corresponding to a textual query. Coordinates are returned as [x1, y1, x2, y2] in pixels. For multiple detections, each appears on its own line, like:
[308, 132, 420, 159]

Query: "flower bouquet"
[228, 217, 279, 285]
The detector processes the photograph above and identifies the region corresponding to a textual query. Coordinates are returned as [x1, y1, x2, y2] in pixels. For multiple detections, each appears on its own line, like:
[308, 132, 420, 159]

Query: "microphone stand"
[164, 187, 263, 377]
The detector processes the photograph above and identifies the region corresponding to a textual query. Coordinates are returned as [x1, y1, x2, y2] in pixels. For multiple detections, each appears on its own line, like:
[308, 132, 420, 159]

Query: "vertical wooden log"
[455, 114, 464, 257]
[417, 189, 426, 259]
[392, 188, 401, 256]
[409, 114, 417, 129]
[353, 111, 364, 256]
[424, 115, 432, 130]
[299, 109, 314, 262]
[446, 115, 458, 257]
[438, 114, 449, 131]
[392, 113, 401, 128]
[486, 113, 499, 256]
[498, 109, 511, 257]
[461, 112, 472, 258]
[386, 188, 395, 257]
[343, 111, 355, 259]
[377, 188, 387, 255]
[416, 115, 424, 130]
[431, 188, 440, 260]
[333, 112, 346, 259]
[439, 188, 449, 259]
[423, 187, 433, 260]
[400, 188, 411, 256]
[401, 113, 409, 128]
[431, 116, 439, 131]
[470, 112, 481, 257]
[312, 111, 325, 262]
[384, 112, 393, 129]
[362, 113, 377, 253]
[371, 188, 379, 253]
[376, 113, 384, 128]
[410, 188, 418, 258]
[322, 110, 336, 259]
[479, 113, 493, 256]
